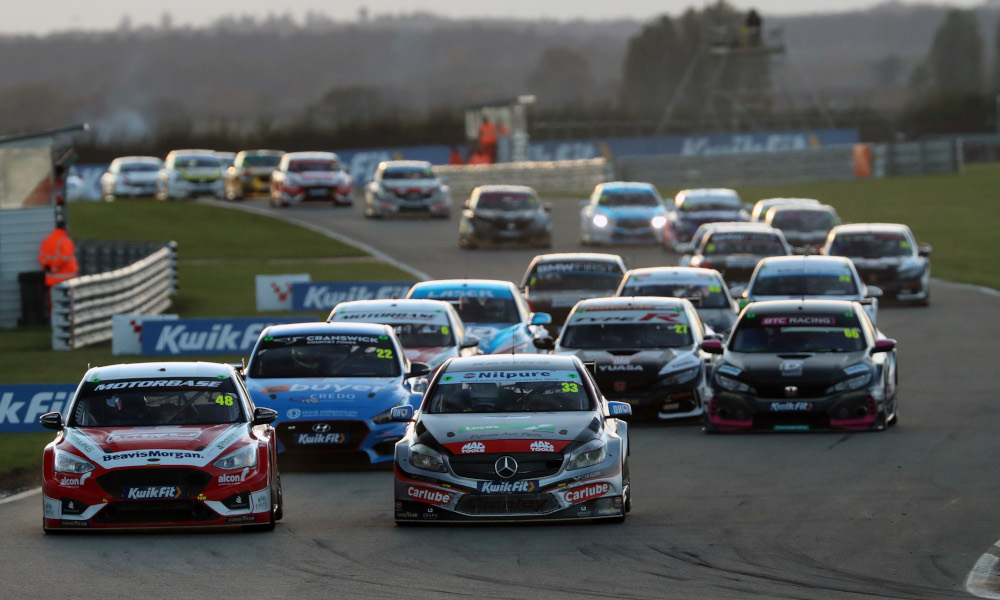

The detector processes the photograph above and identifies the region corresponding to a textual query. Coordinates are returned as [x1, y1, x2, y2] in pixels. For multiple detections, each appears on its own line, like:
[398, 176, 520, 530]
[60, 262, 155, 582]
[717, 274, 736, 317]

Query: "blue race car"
[242, 322, 430, 465]
[406, 279, 551, 354]
[580, 182, 668, 245]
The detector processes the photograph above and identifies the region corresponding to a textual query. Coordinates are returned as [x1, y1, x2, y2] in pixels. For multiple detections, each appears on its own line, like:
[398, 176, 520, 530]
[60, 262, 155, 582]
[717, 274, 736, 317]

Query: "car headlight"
[896, 260, 924, 279]
[567, 439, 607, 471]
[409, 443, 446, 473]
[716, 372, 754, 394]
[54, 449, 96, 474]
[370, 406, 398, 425]
[825, 371, 872, 394]
[651, 215, 667, 229]
[660, 365, 701, 385]
[592, 214, 609, 228]
[213, 445, 258, 470]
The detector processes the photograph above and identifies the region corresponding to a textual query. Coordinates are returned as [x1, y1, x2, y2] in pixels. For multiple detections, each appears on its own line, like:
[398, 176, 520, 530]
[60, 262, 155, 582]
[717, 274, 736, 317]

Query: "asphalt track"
[4, 195, 1000, 599]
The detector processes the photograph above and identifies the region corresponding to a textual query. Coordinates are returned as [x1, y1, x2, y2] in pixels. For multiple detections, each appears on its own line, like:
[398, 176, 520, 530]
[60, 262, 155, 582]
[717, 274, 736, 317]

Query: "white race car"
[156, 149, 225, 200]
[364, 160, 450, 218]
[100, 156, 163, 200]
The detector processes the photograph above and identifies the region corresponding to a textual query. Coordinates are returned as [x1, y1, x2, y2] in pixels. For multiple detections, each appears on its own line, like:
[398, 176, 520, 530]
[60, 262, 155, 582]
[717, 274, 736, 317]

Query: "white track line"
[0, 487, 40, 506]
[968, 542, 1000, 598]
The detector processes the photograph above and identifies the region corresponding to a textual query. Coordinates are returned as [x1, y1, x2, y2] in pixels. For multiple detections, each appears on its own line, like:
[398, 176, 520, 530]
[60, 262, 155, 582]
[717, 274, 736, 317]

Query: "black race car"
[700, 299, 898, 432]
[459, 185, 552, 249]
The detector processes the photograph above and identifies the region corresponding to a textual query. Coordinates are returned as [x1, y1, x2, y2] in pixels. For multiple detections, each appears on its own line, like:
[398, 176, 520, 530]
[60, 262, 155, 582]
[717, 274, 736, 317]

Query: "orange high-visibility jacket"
[38, 228, 79, 287]
[478, 121, 497, 145]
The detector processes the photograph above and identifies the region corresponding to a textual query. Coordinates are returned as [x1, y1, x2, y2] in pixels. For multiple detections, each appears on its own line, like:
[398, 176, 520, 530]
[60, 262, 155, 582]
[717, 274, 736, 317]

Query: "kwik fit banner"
[291, 281, 416, 312]
[0, 385, 78, 433]
[140, 317, 306, 356]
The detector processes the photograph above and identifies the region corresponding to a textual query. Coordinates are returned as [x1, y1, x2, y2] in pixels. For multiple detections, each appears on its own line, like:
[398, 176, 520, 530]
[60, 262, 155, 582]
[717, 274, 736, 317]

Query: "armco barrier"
[435, 158, 612, 198]
[51, 242, 178, 350]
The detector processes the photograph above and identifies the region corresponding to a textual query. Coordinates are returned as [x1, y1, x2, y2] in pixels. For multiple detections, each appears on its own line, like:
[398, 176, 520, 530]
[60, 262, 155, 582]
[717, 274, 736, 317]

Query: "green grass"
[0, 433, 54, 474]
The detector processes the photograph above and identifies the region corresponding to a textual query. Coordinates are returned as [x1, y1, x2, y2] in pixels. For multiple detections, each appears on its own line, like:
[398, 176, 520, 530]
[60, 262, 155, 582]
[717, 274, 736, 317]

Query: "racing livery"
[520, 253, 627, 329]
[580, 181, 667, 245]
[242, 322, 430, 465]
[548, 297, 712, 420]
[392, 354, 632, 523]
[270, 151, 354, 207]
[364, 160, 451, 218]
[823, 223, 932, 305]
[156, 149, 225, 200]
[40, 362, 282, 531]
[458, 184, 552, 249]
[686, 223, 792, 289]
[406, 279, 551, 354]
[750, 197, 820, 222]
[663, 188, 748, 250]
[741, 255, 880, 325]
[615, 267, 739, 337]
[100, 156, 163, 200]
[700, 299, 898, 432]
[224, 149, 284, 200]
[326, 298, 481, 373]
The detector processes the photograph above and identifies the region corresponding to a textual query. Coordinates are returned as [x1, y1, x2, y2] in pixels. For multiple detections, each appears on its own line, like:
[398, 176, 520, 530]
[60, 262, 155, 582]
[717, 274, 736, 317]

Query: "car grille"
[455, 493, 559, 515]
[616, 218, 651, 229]
[479, 216, 534, 227]
[93, 500, 218, 524]
[855, 266, 898, 285]
[275, 420, 370, 453]
[755, 383, 832, 399]
[97, 468, 213, 499]
[448, 452, 564, 480]
[392, 189, 435, 200]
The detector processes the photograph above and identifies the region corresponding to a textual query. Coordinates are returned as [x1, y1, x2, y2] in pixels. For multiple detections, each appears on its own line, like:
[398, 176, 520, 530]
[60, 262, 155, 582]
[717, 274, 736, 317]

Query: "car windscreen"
[728, 313, 866, 353]
[175, 157, 220, 169]
[702, 234, 786, 256]
[528, 262, 623, 291]
[243, 155, 282, 167]
[560, 320, 693, 349]
[70, 377, 244, 427]
[121, 163, 160, 173]
[680, 196, 740, 211]
[770, 210, 837, 231]
[598, 192, 660, 207]
[828, 232, 912, 258]
[477, 192, 537, 210]
[750, 273, 859, 296]
[250, 333, 401, 378]
[425, 369, 593, 413]
[383, 167, 434, 180]
[288, 160, 340, 172]
[618, 282, 732, 309]
[392, 322, 455, 348]
[443, 296, 519, 325]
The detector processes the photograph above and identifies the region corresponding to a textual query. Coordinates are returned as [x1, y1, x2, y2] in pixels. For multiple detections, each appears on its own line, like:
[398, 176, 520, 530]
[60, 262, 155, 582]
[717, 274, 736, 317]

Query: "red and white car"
[270, 151, 354, 207]
[40, 362, 282, 532]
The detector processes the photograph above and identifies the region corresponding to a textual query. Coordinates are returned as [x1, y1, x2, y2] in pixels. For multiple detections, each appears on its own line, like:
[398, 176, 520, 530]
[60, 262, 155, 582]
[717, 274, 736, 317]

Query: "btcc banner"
[0, 384, 77, 433]
[291, 281, 416, 312]
[140, 317, 306, 356]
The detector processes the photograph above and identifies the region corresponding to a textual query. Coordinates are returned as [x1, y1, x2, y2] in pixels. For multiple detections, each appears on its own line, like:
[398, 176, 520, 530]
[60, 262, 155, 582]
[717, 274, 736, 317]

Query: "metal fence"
[50, 242, 177, 350]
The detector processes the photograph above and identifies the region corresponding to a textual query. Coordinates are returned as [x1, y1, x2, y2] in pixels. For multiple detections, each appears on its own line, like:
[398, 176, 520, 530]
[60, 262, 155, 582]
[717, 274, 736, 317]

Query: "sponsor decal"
[58, 472, 91, 487]
[59, 520, 91, 528]
[461, 442, 486, 454]
[292, 282, 416, 311]
[286, 408, 302, 419]
[597, 507, 624, 516]
[218, 468, 250, 485]
[395, 511, 420, 519]
[444, 370, 577, 384]
[294, 432, 346, 445]
[213, 429, 243, 450]
[101, 450, 202, 463]
[93, 379, 222, 391]
[529, 441, 555, 452]
[262, 385, 290, 394]
[476, 480, 539, 494]
[422, 289, 497, 298]
[769, 401, 813, 412]
[598, 364, 644, 372]
[333, 311, 446, 325]
[226, 515, 258, 524]
[761, 316, 836, 326]
[459, 423, 555, 433]
[535, 262, 620, 274]
[406, 486, 452, 505]
[779, 361, 804, 377]
[107, 430, 202, 442]
[123, 486, 184, 500]
[563, 482, 611, 504]
[141, 318, 302, 355]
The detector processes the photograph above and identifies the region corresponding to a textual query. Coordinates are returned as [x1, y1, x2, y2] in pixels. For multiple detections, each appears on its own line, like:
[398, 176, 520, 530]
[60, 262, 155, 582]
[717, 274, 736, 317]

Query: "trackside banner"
[291, 281, 417, 312]
[0, 385, 77, 433]
[140, 317, 306, 356]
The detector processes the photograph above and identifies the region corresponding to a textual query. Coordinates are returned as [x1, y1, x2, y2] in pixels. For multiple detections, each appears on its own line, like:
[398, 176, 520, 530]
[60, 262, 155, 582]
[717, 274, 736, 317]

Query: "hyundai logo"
[494, 456, 518, 479]
[312, 423, 332, 433]
[784, 386, 798, 398]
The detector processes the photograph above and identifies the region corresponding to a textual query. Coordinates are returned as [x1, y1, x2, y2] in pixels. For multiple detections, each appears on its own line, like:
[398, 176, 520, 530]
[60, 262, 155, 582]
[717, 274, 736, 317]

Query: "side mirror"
[608, 401, 632, 419]
[533, 336, 555, 351]
[918, 242, 932, 257]
[872, 338, 897, 354]
[700, 340, 724, 354]
[252, 407, 278, 426]
[866, 285, 883, 299]
[530, 312, 552, 326]
[39, 412, 63, 431]
[463, 198, 472, 208]
[390, 405, 414, 422]
[460, 335, 480, 349]
[543, 202, 553, 212]
[408, 362, 431, 378]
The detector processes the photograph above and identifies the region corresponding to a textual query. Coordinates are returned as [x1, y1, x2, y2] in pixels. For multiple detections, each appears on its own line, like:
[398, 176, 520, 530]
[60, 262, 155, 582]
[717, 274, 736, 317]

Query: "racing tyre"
[274, 474, 284, 521]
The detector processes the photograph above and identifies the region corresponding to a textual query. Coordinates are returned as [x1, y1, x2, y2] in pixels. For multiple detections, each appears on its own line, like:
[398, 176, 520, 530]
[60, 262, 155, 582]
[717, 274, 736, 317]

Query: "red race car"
[40, 361, 282, 532]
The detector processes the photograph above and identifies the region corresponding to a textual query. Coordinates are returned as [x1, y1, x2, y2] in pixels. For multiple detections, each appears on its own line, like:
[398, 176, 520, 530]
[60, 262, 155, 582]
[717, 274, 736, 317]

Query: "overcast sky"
[3, 0, 990, 35]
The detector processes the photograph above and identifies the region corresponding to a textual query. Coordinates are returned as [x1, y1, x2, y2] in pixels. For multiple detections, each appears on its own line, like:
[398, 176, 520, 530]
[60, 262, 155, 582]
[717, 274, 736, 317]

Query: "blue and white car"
[242, 322, 430, 465]
[580, 182, 668, 245]
[406, 279, 551, 354]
